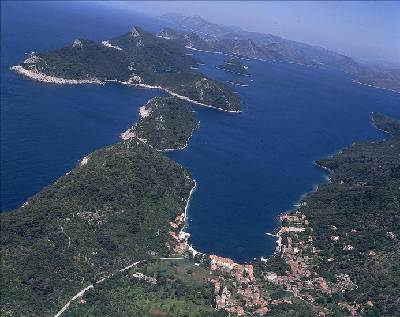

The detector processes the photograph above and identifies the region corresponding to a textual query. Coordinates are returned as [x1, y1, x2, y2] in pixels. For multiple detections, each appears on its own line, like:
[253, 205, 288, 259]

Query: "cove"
[168, 50, 400, 262]
[2, 2, 400, 264]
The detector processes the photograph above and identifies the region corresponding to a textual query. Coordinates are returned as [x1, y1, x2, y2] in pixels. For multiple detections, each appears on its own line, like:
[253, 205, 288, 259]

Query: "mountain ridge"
[11, 26, 242, 112]
[159, 14, 400, 93]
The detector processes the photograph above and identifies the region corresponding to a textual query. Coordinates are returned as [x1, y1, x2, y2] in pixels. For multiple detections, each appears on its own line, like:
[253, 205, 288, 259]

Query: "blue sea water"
[1, 2, 399, 262]
[169, 53, 400, 262]
[1, 2, 163, 211]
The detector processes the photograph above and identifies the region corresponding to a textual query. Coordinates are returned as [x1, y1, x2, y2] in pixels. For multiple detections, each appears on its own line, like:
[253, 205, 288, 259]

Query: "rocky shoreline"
[11, 63, 242, 113]
[352, 79, 400, 94]
[10, 65, 104, 85]
[186, 40, 400, 96]
[216, 65, 251, 77]
[6, 24, 400, 316]
[168, 179, 203, 259]
[227, 80, 249, 87]
[134, 82, 243, 113]
[120, 96, 200, 152]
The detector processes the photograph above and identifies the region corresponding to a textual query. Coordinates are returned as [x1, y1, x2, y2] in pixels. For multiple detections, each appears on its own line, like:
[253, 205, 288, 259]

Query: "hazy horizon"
[99, 1, 400, 67]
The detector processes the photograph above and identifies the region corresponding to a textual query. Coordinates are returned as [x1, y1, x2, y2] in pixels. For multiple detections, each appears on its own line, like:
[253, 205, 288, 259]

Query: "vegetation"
[5, 24, 241, 316]
[266, 299, 321, 317]
[256, 257, 289, 276]
[2, 107, 399, 317]
[65, 259, 227, 317]
[373, 111, 400, 136]
[238, 113, 400, 317]
[108, 28, 242, 110]
[7, 22, 400, 315]
[216, 58, 250, 76]
[352, 67, 400, 92]
[152, 72, 242, 112]
[132, 96, 199, 151]
[157, 27, 217, 52]
[291, 113, 400, 316]
[227, 80, 249, 87]
[109, 27, 198, 75]
[162, 15, 400, 92]
[18, 27, 242, 112]
[30, 39, 132, 81]
[0, 139, 194, 316]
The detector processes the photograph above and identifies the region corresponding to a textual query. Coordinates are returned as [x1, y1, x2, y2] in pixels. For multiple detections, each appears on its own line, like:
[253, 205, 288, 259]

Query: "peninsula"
[2, 21, 400, 317]
[63, 113, 400, 317]
[121, 96, 199, 152]
[11, 26, 242, 113]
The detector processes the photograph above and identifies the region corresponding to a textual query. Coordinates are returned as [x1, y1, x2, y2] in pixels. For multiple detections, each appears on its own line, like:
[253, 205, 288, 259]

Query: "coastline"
[133, 83, 242, 113]
[4, 21, 400, 315]
[51, 149, 200, 317]
[181, 179, 202, 258]
[161, 121, 200, 152]
[352, 79, 400, 94]
[10, 55, 394, 264]
[187, 44, 399, 96]
[10, 65, 242, 113]
[9, 53, 236, 271]
[371, 111, 393, 135]
[216, 66, 251, 77]
[116, 93, 202, 257]
[227, 80, 249, 87]
[120, 118, 200, 152]
[10, 65, 105, 85]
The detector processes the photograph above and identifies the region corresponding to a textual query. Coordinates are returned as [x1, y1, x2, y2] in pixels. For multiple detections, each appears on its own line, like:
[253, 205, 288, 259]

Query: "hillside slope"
[159, 14, 400, 92]
[0, 139, 195, 316]
[12, 27, 242, 112]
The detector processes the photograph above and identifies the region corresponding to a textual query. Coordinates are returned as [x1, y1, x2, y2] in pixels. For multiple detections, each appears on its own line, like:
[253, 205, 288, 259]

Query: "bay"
[1, 2, 399, 263]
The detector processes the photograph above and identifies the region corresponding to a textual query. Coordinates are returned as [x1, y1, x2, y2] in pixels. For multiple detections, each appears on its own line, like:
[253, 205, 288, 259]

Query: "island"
[121, 96, 199, 152]
[2, 22, 400, 317]
[227, 80, 250, 87]
[2, 106, 399, 316]
[11, 26, 242, 113]
[216, 58, 251, 77]
[159, 16, 400, 93]
[3, 25, 237, 317]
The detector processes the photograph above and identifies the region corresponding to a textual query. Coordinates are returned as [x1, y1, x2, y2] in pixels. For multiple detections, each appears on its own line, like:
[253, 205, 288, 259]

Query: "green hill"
[1, 139, 194, 316]
[125, 96, 199, 151]
[14, 27, 242, 112]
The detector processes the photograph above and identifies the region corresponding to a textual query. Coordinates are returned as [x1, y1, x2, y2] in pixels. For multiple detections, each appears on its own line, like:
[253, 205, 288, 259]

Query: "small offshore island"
[227, 80, 250, 87]
[216, 58, 251, 77]
[2, 22, 400, 317]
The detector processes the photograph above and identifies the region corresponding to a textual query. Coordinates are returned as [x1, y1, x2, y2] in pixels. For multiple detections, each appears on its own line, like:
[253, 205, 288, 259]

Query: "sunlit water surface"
[2, 2, 399, 262]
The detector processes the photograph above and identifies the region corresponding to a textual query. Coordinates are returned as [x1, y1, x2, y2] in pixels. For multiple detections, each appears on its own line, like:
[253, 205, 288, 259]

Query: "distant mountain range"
[158, 14, 400, 93]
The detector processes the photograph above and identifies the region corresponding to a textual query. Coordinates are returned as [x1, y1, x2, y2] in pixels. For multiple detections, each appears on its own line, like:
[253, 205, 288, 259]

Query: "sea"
[2, 1, 399, 262]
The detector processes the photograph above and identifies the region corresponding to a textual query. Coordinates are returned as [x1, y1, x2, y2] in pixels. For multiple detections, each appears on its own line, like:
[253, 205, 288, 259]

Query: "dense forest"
[254, 113, 400, 317]
[130, 96, 199, 151]
[32, 39, 132, 81]
[16, 26, 242, 112]
[5, 24, 241, 316]
[303, 113, 400, 316]
[216, 58, 250, 77]
[5, 20, 400, 316]
[0, 139, 194, 316]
